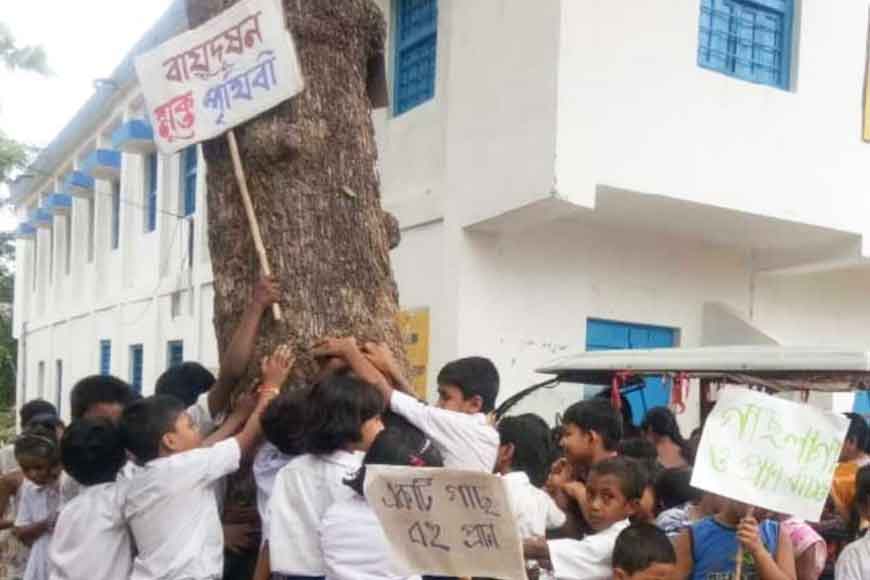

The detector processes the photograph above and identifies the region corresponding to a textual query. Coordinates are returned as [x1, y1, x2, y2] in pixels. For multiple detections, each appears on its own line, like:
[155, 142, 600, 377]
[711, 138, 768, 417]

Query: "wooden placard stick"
[226, 129, 283, 321]
[734, 506, 756, 580]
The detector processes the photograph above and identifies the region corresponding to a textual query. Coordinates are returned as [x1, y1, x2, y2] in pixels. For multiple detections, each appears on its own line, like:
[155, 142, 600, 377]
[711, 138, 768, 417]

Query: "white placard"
[365, 466, 526, 580]
[692, 387, 848, 522]
[134, 0, 303, 154]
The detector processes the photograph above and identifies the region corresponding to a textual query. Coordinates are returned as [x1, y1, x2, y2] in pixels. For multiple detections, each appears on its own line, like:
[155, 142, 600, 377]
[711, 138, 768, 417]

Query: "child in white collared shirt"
[268, 375, 385, 579]
[49, 418, 132, 580]
[13, 428, 63, 580]
[120, 388, 275, 580]
[495, 414, 566, 539]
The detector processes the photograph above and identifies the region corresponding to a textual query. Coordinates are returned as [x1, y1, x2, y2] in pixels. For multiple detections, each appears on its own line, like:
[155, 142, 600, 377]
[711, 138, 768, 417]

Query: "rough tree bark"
[186, 0, 406, 384]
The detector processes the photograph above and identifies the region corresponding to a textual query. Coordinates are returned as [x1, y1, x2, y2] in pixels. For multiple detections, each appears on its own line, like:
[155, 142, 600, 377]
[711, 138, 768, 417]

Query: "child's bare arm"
[201, 389, 257, 447]
[362, 342, 413, 394]
[210, 275, 281, 417]
[0, 471, 21, 529]
[253, 544, 271, 580]
[741, 520, 795, 580]
[14, 517, 53, 547]
[523, 536, 551, 561]
[312, 337, 392, 396]
[233, 388, 278, 459]
[673, 530, 694, 580]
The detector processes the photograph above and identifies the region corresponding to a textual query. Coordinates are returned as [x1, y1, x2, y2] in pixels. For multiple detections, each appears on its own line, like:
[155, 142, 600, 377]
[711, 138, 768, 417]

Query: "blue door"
[854, 392, 870, 414]
[586, 319, 678, 425]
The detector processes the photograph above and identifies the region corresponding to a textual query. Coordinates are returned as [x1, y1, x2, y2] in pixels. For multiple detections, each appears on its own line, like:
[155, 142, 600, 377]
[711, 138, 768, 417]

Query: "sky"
[0, 0, 176, 230]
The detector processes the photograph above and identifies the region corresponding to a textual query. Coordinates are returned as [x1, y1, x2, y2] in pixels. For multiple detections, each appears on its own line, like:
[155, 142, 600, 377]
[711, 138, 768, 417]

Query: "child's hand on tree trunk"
[260, 344, 294, 391]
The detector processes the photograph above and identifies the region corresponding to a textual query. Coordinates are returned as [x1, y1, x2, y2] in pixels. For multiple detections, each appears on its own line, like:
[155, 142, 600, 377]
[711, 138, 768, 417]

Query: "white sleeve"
[390, 390, 479, 454]
[172, 438, 241, 487]
[14, 486, 34, 526]
[548, 537, 612, 580]
[189, 392, 217, 435]
[835, 547, 865, 580]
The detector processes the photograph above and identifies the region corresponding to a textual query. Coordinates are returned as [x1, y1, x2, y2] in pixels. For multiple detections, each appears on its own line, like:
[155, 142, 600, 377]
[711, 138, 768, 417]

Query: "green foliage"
[0, 22, 48, 74]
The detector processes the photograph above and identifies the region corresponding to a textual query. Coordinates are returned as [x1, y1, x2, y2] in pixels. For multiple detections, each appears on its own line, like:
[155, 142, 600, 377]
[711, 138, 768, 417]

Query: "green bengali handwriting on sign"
[691, 388, 848, 522]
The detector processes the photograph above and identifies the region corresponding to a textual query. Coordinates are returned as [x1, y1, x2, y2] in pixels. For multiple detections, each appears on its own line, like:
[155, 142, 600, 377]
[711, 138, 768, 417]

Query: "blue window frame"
[393, 0, 438, 115]
[111, 181, 121, 250]
[698, 0, 793, 90]
[99, 340, 112, 376]
[182, 147, 197, 217]
[130, 345, 144, 394]
[586, 319, 678, 425]
[146, 153, 158, 232]
[167, 340, 184, 369]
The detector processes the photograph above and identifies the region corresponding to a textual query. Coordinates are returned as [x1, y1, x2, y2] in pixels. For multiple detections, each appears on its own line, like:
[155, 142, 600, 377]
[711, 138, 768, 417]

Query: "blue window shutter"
[586, 320, 678, 425]
[99, 340, 112, 375]
[697, 0, 792, 90]
[167, 340, 184, 369]
[393, 0, 438, 115]
[130, 345, 144, 393]
[183, 147, 197, 216]
[146, 154, 158, 232]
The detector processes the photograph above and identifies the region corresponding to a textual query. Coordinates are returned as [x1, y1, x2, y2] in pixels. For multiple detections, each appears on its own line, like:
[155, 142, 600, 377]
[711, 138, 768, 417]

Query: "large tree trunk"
[186, 0, 406, 384]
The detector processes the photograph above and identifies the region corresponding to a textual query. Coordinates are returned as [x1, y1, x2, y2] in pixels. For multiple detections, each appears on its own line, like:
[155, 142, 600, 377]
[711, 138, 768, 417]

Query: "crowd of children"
[1, 278, 869, 580]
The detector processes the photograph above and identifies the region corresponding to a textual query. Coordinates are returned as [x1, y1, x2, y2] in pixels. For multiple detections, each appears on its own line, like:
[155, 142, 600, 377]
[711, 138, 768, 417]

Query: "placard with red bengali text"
[134, 0, 303, 154]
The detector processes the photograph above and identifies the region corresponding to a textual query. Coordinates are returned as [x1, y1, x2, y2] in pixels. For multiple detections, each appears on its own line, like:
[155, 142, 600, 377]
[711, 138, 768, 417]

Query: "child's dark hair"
[630, 457, 661, 493]
[618, 438, 658, 462]
[346, 425, 444, 496]
[642, 406, 693, 464]
[437, 357, 500, 413]
[613, 523, 676, 574]
[655, 468, 702, 511]
[304, 375, 385, 455]
[25, 413, 64, 433]
[19, 399, 57, 426]
[71, 375, 139, 419]
[120, 395, 187, 463]
[594, 388, 639, 439]
[261, 388, 309, 456]
[498, 413, 557, 487]
[61, 418, 127, 485]
[14, 426, 60, 464]
[155, 362, 216, 407]
[563, 399, 623, 451]
[845, 413, 869, 453]
[589, 457, 643, 501]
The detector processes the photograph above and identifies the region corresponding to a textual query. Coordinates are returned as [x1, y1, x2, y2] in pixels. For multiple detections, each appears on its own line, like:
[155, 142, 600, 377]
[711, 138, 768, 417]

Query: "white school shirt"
[188, 392, 219, 436]
[502, 472, 566, 539]
[835, 534, 870, 580]
[252, 441, 293, 537]
[124, 438, 241, 580]
[268, 451, 363, 575]
[48, 481, 133, 580]
[547, 519, 630, 580]
[320, 494, 421, 580]
[389, 390, 499, 471]
[15, 479, 61, 580]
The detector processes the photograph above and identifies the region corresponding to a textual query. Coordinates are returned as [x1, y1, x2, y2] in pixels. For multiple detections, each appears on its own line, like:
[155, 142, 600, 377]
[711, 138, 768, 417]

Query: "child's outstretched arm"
[362, 342, 413, 394]
[312, 337, 392, 395]
[230, 346, 291, 458]
[210, 275, 281, 417]
[13, 518, 53, 547]
[0, 472, 21, 530]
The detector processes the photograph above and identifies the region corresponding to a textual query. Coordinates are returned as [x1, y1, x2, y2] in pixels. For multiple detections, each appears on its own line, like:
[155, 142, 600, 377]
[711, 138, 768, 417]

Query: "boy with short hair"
[120, 387, 275, 580]
[560, 399, 623, 472]
[611, 523, 676, 580]
[349, 341, 500, 471]
[524, 457, 641, 580]
[70, 375, 138, 422]
[49, 418, 132, 580]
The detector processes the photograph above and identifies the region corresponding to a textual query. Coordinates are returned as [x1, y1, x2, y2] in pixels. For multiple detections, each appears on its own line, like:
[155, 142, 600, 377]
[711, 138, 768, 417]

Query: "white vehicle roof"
[536, 345, 870, 392]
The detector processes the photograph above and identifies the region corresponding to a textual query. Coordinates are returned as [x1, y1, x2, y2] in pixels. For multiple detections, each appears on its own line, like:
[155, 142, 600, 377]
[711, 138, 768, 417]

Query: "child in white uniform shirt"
[13, 428, 63, 580]
[320, 425, 443, 580]
[334, 341, 500, 473]
[268, 375, 386, 579]
[49, 418, 132, 580]
[836, 464, 870, 580]
[120, 384, 277, 580]
[495, 414, 566, 539]
[523, 458, 641, 580]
